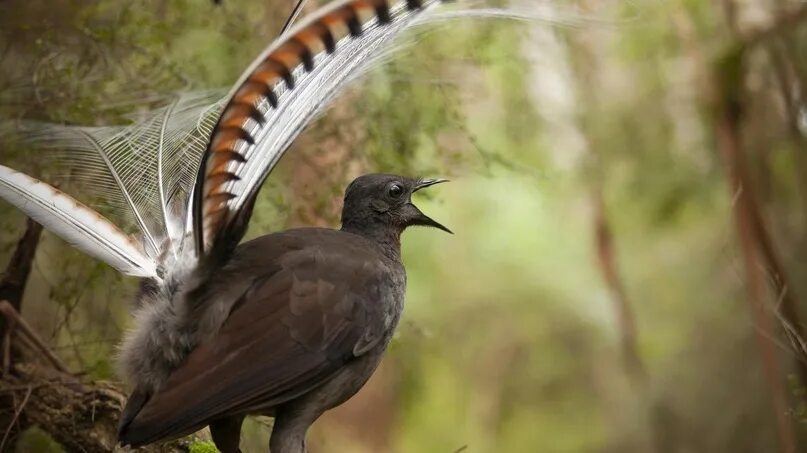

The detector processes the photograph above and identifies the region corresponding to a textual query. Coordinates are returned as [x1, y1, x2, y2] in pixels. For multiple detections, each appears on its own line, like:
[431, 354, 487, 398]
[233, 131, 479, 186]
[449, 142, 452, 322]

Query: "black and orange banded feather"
[192, 0, 445, 258]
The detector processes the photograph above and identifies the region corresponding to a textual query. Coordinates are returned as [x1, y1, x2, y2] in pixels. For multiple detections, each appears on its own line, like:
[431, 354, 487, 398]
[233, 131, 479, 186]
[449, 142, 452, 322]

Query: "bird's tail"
[192, 0, 455, 266]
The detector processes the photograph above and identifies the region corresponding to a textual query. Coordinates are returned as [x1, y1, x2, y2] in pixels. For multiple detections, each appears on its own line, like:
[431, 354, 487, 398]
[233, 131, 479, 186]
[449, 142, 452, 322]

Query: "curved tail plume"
[0, 165, 157, 278]
[192, 0, 448, 260]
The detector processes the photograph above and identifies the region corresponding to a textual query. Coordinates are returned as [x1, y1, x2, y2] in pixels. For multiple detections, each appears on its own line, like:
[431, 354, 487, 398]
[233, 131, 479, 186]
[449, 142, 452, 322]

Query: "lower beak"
[410, 178, 452, 234]
[412, 209, 453, 234]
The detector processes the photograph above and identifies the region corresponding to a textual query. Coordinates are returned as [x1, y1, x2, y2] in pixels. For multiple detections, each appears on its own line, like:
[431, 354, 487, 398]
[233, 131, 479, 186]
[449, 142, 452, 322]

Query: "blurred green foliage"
[190, 440, 221, 453]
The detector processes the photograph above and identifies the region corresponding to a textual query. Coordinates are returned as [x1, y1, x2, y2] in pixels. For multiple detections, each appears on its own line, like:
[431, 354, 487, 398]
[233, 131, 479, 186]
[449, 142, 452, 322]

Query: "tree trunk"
[0, 218, 42, 340]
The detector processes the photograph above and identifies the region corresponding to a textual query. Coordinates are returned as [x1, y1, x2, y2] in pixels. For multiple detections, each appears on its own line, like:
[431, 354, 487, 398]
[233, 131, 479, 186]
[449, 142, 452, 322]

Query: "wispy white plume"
[19, 90, 224, 259]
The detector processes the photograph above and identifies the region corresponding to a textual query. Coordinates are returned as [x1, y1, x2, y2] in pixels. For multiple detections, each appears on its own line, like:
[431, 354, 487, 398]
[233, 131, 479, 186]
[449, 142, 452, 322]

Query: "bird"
[117, 174, 450, 452]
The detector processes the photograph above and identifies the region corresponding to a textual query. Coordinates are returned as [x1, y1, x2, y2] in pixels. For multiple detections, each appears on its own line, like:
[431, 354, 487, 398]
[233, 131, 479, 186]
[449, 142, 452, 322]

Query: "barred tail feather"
[193, 0, 447, 258]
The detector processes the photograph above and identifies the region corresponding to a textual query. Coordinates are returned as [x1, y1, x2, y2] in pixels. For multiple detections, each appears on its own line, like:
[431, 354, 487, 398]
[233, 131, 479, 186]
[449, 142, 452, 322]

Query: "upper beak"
[410, 178, 452, 234]
[413, 178, 450, 192]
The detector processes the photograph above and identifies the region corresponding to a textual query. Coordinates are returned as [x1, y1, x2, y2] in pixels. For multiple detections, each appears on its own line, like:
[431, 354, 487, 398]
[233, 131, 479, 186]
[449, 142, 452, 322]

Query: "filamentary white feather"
[20, 90, 224, 261]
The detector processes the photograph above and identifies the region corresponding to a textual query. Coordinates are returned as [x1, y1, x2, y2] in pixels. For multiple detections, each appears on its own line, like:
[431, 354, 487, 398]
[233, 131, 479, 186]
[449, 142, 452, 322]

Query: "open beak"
[410, 178, 452, 234]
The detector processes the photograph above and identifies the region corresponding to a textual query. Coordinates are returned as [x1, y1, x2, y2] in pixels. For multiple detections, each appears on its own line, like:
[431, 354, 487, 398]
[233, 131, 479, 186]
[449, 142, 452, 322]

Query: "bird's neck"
[340, 222, 402, 261]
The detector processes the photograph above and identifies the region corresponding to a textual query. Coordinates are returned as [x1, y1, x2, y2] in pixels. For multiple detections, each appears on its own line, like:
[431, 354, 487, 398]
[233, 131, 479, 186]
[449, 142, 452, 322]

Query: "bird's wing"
[119, 236, 393, 446]
[192, 0, 448, 261]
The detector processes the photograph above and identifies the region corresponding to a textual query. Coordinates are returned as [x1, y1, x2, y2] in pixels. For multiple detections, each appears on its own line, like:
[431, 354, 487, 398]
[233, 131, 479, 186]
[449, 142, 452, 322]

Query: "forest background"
[1, 0, 807, 452]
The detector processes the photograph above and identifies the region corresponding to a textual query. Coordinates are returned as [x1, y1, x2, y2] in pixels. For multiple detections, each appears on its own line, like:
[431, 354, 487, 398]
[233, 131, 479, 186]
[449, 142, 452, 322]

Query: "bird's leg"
[209, 415, 245, 453]
[269, 407, 321, 453]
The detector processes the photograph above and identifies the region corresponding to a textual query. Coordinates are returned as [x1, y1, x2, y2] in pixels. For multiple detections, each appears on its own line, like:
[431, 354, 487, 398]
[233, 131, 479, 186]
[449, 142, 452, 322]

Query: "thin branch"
[713, 86, 796, 453]
[0, 384, 31, 451]
[0, 301, 69, 373]
[592, 191, 647, 382]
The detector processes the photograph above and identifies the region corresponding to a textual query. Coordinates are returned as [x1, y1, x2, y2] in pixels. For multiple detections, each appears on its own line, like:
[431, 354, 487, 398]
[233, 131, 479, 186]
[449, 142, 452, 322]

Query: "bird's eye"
[388, 183, 404, 198]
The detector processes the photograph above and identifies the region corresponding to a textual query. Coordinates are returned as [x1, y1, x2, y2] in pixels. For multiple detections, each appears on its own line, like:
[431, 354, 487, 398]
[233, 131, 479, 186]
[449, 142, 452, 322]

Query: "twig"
[592, 191, 647, 383]
[0, 385, 32, 451]
[772, 287, 807, 362]
[0, 301, 69, 373]
[0, 383, 46, 392]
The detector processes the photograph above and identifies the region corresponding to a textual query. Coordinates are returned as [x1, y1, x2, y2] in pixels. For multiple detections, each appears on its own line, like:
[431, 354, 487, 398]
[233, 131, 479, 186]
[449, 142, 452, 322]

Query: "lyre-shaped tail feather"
[19, 90, 224, 262]
[0, 165, 157, 278]
[193, 0, 447, 258]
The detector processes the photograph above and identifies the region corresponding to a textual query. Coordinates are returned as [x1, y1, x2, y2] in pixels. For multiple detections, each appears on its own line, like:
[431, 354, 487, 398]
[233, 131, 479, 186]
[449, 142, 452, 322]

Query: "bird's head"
[341, 173, 451, 236]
